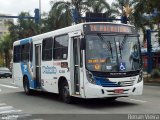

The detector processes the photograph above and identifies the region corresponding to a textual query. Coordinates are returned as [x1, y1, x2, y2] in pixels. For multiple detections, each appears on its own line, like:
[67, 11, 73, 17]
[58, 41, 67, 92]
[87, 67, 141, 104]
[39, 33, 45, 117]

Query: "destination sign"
[84, 24, 135, 33]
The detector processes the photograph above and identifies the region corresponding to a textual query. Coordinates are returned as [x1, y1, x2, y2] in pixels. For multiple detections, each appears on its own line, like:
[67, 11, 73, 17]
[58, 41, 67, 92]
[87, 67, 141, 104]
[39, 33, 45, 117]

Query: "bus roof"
[13, 22, 134, 46]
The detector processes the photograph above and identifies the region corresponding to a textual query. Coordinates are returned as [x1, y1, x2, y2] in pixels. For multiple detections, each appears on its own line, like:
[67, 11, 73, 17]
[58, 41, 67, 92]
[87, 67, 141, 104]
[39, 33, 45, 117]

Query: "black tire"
[60, 81, 72, 104]
[106, 97, 117, 101]
[23, 77, 32, 95]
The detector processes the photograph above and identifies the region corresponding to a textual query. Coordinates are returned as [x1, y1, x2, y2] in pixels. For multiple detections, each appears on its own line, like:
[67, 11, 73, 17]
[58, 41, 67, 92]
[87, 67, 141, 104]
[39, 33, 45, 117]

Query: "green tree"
[112, 0, 133, 15]
[5, 12, 41, 68]
[47, 0, 118, 31]
[46, 1, 72, 31]
[8, 12, 40, 42]
[84, 0, 110, 13]
[8, 22, 18, 44]
[17, 12, 40, 39]
[84, 0, 119, 21]
[132, 0, 154, 42]
[112, 0, 155, 42]
[0, 34, 12, 68]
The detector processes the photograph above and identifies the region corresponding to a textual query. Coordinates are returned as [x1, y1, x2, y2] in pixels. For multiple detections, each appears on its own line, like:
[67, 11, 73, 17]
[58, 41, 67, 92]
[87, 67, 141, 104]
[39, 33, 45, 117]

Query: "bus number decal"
[59, 70, 65, 73]
[23, 65, 28, 72]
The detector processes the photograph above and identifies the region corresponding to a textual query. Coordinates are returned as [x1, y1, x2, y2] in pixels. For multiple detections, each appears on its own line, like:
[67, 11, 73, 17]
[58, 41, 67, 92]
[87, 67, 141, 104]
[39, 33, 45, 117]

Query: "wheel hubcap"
[24, 82, 28, 93]
[63, 85, 69, 100]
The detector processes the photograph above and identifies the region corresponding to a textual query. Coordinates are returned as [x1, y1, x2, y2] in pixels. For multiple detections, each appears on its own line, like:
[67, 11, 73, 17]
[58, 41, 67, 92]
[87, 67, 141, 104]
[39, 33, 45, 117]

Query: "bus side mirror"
[80, 38, 85, 50]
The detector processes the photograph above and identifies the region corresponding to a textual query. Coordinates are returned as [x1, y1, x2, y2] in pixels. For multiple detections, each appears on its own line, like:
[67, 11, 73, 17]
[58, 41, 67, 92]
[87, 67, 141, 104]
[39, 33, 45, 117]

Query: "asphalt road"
[0, 78, 160, 120]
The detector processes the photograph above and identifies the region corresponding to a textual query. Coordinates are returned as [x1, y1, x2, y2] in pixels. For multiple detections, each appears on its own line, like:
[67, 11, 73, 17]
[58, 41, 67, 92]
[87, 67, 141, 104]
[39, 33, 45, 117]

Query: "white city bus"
[13, 22, 143, 103]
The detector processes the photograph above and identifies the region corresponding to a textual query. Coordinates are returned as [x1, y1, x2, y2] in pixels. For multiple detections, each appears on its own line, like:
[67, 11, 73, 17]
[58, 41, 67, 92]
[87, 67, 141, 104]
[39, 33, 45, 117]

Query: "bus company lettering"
[42, 66, 57, 74]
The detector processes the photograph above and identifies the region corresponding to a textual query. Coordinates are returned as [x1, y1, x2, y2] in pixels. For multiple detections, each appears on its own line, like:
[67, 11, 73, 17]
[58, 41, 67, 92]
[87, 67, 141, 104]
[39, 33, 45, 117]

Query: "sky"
[0, 0, 114, 16]
[0, 0, 51, 16]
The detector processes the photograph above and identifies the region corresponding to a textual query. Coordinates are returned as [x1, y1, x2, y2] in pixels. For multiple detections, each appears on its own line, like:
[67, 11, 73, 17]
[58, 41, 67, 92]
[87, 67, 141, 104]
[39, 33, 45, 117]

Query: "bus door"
[35, 44, 41, 88]
[73, 37, 81, 94]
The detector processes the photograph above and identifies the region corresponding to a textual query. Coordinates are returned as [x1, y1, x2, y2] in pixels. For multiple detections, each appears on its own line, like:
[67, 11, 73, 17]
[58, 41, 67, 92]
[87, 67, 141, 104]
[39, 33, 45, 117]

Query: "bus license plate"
[114, 89, 124, 94]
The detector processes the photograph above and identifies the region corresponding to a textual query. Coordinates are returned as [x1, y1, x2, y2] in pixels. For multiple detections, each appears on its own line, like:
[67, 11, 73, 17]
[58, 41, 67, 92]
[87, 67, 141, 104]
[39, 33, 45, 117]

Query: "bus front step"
[72, 94, 81, 97]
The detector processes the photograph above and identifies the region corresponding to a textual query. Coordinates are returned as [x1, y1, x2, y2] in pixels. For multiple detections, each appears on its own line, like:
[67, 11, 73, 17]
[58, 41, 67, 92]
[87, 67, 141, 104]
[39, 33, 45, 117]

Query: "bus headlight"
[86, 71, 96, 84]
[137, 71, 143, 83]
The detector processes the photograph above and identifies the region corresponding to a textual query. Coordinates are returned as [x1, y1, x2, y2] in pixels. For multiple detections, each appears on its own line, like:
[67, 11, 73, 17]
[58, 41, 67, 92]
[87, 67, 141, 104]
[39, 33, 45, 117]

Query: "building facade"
[0, 14, 13, 38]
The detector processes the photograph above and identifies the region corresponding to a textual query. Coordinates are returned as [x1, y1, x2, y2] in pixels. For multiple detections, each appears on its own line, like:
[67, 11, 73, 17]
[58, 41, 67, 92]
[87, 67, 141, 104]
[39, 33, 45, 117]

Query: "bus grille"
[94, 76, 135, 87]
[118, 80, 135, 86]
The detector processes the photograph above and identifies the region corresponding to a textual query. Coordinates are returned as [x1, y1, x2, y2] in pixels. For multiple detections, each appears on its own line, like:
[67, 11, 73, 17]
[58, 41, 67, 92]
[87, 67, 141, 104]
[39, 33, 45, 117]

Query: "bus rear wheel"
[23, 77, 32, 95]
[60, 81, 72, 104]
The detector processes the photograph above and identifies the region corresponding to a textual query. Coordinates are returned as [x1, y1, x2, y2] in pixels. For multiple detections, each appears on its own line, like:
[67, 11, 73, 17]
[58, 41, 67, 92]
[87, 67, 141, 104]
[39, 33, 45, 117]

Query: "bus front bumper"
[84, 81, 143, 98]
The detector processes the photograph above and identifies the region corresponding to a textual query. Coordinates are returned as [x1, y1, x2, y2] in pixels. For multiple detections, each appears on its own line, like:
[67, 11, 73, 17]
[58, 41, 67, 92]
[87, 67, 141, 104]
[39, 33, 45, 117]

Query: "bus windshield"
[85, 34, 141, 72]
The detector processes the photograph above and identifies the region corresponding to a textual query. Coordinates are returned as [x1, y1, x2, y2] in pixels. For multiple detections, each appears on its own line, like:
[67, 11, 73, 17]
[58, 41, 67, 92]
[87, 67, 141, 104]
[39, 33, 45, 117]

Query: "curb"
[144, 82, 160, 86]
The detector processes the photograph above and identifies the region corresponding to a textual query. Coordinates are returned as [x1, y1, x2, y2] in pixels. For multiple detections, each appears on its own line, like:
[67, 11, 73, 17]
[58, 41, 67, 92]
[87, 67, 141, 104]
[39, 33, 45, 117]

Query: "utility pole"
[39, 0, 41, 33]
[39, 0, 41, 23]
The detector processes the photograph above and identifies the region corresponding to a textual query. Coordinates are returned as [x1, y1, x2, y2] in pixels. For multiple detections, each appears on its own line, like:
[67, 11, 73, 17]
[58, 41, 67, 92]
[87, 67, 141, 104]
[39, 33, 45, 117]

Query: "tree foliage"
[8, 12, 40, 42]
[1, 12, 41, 67]
[45, 1, 73, 32]
[46, 0, 118, 31]
[0, 34, 12, 68]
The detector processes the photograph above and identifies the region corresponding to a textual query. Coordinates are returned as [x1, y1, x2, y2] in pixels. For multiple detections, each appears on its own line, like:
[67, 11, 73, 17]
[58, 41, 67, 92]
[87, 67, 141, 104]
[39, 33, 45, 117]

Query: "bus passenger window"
[13, 45, 21, 63]
[53, 35, 68, 60]
[21, 43, 30, 62]
[42, 37, 53, 61]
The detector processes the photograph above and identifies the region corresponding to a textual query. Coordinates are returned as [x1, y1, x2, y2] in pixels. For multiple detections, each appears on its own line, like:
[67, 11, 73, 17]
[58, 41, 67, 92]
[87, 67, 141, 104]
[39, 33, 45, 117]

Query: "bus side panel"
[41, 61, 58, 93]
[41, 60, 70, 94]
[13, 63, 23, 87]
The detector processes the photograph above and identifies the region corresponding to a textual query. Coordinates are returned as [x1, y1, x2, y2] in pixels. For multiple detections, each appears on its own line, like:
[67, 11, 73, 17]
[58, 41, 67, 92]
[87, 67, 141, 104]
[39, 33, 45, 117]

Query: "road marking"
[0, 109, 22, 114]
[0, 106, 13, 110]
[128, 98, 147, 103]
[122, 98, 147, 103]
[0, 103, 23, 120]
[0, 103, 6, 106]
[0, 84, 18, 89]
[0, 88, 1, 92]
[1, 114, 31, 120]
[10, 82, 16, 85]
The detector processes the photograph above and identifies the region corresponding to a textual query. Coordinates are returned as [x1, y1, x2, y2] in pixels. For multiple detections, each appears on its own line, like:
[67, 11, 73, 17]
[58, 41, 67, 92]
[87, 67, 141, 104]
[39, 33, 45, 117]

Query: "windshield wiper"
[121, 35, 127, 50]
[108, 41, 113, 59]
[97, 33, 113, 58]
[118, 40, 122, 59]
[118, 35, 128, 59]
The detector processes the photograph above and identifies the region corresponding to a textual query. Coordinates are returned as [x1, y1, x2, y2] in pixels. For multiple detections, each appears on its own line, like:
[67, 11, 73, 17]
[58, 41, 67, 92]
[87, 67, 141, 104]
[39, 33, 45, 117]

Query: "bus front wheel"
[106, 97, 117, 101]
[60, 81, 72, 104]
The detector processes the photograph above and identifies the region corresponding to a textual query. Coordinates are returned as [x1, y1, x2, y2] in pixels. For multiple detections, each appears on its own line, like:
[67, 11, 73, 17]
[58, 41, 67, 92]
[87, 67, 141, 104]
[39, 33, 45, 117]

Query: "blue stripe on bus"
[20, 38, 37, 89]
[94, 76, 120, 87]
[21, 63, 36, 88]
[20, 37, 32, 45]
